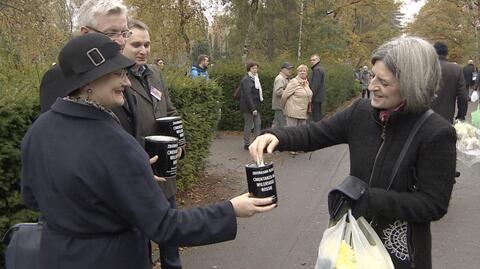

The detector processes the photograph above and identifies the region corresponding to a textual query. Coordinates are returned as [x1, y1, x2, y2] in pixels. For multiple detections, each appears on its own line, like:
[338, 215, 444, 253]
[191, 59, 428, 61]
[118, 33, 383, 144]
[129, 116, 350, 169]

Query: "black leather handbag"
[2, 222, 43, 269]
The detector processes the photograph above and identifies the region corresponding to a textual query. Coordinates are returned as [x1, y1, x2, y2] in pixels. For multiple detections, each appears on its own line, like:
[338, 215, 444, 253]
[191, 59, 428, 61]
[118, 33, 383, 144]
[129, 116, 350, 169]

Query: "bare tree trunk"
[65, 0, 75, 37]
[179, 0, 191, 58]
[265, 0, 274, 61]
[242, 0, 259, 62]
[477, 0, 480, 63]
[297, 0, 305, 61]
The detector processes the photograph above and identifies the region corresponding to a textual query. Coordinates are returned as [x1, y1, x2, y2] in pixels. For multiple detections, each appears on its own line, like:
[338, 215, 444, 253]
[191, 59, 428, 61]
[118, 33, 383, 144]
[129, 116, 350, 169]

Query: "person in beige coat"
[281, 64, 313, 127]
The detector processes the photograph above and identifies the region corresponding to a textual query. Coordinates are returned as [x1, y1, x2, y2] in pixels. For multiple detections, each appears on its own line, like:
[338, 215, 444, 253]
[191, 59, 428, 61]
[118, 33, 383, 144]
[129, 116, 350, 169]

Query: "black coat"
[309, 62, 326, 103]
[111, 88, 138, 138]
[128, 65, 179, 198]
[39, 64, 67, 113]
[431, 58, 468, 122]
[269, 99, 456, 269]
[21, 99, 237, 269]
[239, 74, 261, 113]
[463, 63, 475, 87]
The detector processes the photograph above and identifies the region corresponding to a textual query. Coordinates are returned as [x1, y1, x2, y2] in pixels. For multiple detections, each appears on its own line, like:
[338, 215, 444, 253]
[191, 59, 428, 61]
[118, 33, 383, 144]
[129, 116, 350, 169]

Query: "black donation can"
[245, 162, 277, 200]
[144, 135, 178, 178]
[156, 116, 186, 147]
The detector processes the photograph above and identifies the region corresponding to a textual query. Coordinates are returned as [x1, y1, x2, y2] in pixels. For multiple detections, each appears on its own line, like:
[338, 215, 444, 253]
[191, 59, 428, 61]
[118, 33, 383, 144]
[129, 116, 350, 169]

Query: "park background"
[2, 0, 480, 265]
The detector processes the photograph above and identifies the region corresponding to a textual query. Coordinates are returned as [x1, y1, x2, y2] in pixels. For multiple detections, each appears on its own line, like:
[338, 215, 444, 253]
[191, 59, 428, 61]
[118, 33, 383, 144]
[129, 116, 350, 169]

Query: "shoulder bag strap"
[385, 109, 434, 191]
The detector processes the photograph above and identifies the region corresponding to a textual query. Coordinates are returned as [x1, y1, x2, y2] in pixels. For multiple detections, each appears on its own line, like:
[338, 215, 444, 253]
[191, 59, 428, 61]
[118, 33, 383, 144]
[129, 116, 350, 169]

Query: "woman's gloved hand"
[328, 176, 369, 219]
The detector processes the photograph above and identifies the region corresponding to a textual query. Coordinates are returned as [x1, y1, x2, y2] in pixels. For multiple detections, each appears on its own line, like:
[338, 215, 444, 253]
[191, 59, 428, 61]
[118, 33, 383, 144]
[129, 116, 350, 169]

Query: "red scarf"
[379, 101, 406, 123]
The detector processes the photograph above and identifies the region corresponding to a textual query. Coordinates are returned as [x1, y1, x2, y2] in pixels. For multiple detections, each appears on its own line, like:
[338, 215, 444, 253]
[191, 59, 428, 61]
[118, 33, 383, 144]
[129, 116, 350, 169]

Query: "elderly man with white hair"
[359, 65, 371, 99]
[39, 0, 137, 137]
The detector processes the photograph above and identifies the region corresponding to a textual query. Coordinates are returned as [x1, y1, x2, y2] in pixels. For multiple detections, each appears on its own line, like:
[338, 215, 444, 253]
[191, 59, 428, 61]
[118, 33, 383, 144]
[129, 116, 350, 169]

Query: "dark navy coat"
[309, 62, 326, 103]
[239, 74, 261, 113]
[21, 99, 236, 269]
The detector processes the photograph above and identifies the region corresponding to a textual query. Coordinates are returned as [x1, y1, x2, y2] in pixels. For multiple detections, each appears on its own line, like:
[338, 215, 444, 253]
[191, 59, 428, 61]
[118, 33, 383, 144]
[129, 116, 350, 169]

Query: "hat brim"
[64, 54, 135, 96]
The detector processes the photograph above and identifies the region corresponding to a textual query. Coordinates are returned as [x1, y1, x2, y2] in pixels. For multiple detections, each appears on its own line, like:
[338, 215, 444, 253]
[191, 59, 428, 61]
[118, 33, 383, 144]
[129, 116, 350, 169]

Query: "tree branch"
[326, 0, 363, 15]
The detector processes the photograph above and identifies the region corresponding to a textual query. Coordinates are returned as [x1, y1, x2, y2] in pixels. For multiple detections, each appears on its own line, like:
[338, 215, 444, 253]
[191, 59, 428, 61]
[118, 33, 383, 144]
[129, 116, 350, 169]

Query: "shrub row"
[0, 79, 41, 264]
[210, 62, 359, 130]
[164, 71, 223, 190]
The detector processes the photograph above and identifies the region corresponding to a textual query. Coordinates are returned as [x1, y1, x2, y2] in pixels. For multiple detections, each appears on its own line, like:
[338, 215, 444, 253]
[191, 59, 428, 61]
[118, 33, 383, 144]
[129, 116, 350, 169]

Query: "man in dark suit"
[123, 19, 186, 269]
[309, 54, 326, 122]
[39, 0, 137, 137]
[431, 41, 468, 123]
[463, 60, 475, 94]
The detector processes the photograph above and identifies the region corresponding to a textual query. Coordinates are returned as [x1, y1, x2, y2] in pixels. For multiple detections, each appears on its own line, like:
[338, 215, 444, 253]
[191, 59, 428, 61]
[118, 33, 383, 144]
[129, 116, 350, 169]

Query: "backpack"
[233, 86, 241, 101]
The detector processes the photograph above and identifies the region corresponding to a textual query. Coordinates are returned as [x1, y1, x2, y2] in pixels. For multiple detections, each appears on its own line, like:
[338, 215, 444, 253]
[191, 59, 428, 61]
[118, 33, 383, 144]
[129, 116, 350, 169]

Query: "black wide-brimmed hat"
[58, 33, 135, 96]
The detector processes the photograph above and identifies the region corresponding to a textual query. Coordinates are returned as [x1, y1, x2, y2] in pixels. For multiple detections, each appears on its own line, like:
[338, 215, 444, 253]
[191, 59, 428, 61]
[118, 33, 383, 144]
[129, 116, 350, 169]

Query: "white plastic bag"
[471, 90, 479, 103]
[349, 211, 394, 269]
[315, 214, 347, 269]
[314, 210, 394, 269]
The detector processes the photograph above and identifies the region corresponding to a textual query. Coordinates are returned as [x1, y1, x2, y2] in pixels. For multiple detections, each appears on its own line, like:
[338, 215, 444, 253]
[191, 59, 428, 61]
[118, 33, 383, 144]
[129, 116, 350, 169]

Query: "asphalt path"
[180, 102, 480, 269]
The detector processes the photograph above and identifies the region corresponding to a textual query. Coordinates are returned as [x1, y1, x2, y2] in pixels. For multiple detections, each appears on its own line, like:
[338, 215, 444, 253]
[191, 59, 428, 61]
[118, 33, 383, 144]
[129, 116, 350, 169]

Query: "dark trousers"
[159, 196, 181, 269]
[243, 112, 261, 146]
[362, 89, 370, 99]
[311, 102, 323, 122]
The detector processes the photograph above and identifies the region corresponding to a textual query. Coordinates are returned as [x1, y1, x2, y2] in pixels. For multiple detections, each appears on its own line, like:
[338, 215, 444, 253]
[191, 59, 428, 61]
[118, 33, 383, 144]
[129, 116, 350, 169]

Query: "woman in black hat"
[20, 33, 276, 269]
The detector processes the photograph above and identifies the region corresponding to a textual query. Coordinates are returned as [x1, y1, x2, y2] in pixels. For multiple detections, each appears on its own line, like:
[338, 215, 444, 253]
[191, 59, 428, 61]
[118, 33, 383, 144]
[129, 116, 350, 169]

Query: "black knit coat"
[269, 99, 457, 269]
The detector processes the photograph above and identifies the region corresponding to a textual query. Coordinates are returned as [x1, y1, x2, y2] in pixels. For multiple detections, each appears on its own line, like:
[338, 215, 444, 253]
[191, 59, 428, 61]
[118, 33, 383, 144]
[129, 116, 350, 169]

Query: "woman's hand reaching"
[230, 193, 276, 217]
[248, 134, 279, 164]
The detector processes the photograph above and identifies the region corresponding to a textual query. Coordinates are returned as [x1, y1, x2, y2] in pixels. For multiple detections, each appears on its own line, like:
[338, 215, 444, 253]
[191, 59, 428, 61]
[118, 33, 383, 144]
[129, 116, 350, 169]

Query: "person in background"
[431, 41, 468, 123]
[155, 57, 165, 70]
[39, 0, 138, 138]
[21, 33, 276, 269]
[271, 62, 294, 128]
[281, 64, 312, 128]
[463, 59, 475, 96]
[122, 19, 185, 269]
[281, 64, 313, 155]
[249, 36, 456, 269]
[240, 60, 263, 150]
[359, 65, 371, 99]
[309, 54, 326, 122]
[190, 54, 209, 80]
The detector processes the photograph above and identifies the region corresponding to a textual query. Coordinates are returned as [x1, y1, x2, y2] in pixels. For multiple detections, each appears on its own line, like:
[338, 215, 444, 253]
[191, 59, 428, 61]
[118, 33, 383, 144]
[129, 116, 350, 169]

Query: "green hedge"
[0, 82, 40, 265]
[210, 62, 359, 130]
[164, 71, 223, 190]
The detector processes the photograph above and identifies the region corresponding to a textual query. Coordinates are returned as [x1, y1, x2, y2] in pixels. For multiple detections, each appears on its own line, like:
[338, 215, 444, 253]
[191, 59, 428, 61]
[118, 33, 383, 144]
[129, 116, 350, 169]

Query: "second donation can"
[144, 135, 178, 178]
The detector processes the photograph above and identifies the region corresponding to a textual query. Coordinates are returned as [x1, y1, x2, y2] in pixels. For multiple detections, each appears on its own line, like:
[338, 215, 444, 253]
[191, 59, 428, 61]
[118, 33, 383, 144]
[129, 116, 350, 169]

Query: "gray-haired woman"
[248, 36, 456, 269]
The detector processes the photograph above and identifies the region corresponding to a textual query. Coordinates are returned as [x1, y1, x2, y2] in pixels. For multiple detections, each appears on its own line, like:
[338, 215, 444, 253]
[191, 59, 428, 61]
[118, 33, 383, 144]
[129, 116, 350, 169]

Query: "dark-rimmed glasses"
[85, 26, 132, 39]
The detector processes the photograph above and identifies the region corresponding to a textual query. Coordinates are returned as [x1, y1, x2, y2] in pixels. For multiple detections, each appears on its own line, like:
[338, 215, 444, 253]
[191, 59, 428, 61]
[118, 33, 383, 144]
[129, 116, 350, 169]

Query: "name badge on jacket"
[150, 86, 162, 101]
